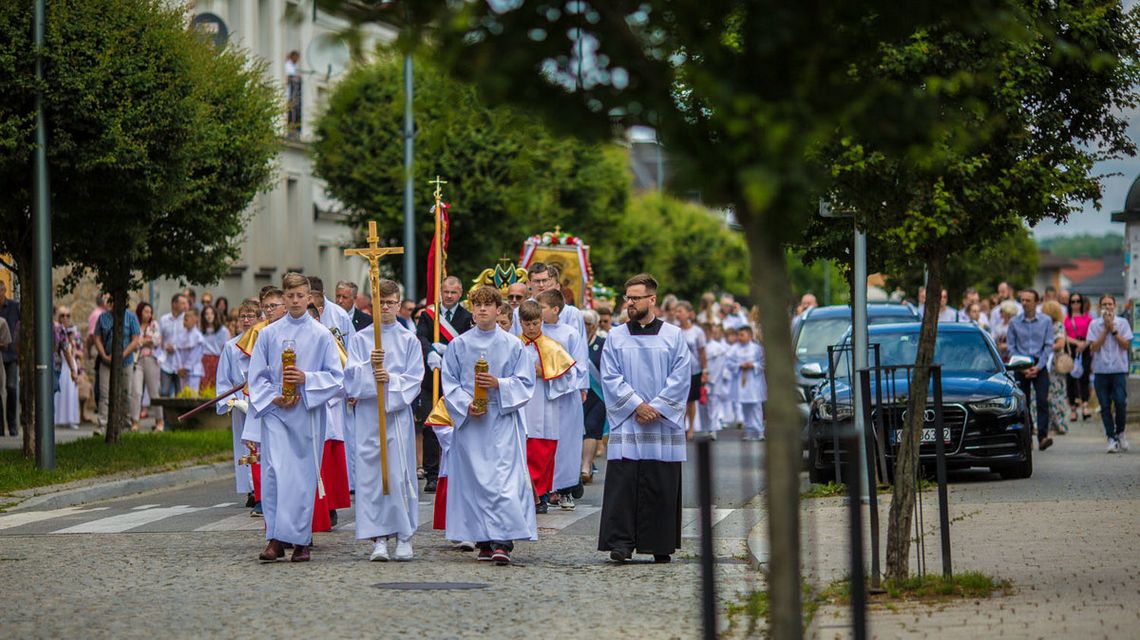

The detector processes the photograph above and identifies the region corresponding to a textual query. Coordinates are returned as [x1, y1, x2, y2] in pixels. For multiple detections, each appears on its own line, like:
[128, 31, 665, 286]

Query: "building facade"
[159, 1, 394, 306]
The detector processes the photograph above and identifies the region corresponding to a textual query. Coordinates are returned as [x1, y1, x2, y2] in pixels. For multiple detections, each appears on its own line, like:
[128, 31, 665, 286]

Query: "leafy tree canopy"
[312, 52, 630, 288]
[1038, 232, 1124, 258]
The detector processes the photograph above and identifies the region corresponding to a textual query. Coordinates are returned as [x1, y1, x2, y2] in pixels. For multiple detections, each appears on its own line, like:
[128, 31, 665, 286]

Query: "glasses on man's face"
[377, 299, 400, 308]
[239, 313, 259, 320]
[507, 294, 525, 301]
[262, 303, 284, 311]
[530, 277, 550, 287]
[624, 294, 653, 303]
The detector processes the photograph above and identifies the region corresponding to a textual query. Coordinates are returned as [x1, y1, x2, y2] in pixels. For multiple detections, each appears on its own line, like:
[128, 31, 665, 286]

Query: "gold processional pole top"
[430, 175, 447, 203]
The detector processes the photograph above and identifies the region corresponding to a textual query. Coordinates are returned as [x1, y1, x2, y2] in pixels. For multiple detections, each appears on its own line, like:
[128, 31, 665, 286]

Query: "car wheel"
[807, 431, 835, 484]
[998, 428, 1033, 480]
[809, 460, 835, 485]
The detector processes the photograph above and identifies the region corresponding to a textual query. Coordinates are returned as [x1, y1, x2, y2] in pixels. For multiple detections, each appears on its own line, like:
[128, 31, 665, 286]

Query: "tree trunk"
[16, 246, 36, 459]
[741, 216, 802, 638]
[105, 286, 129, 443]
[884, 247, 945, 581]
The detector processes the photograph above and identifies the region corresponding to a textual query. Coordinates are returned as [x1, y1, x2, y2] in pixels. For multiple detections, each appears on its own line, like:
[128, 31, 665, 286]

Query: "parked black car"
[804, 322, 1033, 484]
[793, 304, 919, 423]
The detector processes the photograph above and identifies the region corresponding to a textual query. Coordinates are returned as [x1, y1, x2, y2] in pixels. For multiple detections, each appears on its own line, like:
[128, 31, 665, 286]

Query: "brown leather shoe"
[291, 544, 311, 562]
[259, 539, 284, 562]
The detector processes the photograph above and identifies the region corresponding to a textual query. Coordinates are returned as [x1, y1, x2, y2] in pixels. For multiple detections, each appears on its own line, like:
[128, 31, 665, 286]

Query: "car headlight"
[815, 399, 854, 421]
[969, 397, 1017, 416]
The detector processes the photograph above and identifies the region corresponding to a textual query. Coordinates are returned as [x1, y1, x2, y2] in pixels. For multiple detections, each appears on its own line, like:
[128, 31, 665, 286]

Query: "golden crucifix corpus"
[344, 221, 404, 495]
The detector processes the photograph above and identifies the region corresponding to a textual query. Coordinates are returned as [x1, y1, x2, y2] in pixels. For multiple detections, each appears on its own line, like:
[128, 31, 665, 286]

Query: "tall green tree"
[317, 1, 1045, 633]
[592, 194, 749, 301]
[311, 53, 629, 287]
[405, 4, 1004, 634]
[0, 0, 278, 448]
[816, 0, 1139, 580]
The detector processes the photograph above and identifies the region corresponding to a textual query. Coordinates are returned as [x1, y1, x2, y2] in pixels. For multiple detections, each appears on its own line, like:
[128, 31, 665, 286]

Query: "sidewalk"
[793, 417, 1140, 638]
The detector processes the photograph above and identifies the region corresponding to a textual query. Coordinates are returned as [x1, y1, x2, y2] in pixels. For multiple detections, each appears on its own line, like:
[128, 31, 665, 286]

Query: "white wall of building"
[155, 1, 394, 308]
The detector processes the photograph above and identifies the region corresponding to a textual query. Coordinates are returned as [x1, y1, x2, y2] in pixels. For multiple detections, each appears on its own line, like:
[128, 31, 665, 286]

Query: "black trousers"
[414, 392, 441, 479]
[598, 458, 682, 556]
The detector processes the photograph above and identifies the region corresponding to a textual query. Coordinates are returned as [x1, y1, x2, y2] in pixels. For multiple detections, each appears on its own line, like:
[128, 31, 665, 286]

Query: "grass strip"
[0, 430, 233, 496]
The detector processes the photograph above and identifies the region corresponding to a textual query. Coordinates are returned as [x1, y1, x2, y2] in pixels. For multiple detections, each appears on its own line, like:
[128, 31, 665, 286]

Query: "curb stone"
[5, 461, 233, 512]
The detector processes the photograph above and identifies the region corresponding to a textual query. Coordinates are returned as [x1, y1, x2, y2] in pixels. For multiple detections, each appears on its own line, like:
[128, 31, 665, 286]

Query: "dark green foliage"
[0, 0, 278, 446]
[311, 53, 630, 286]
[1038, 232, 1124, 258]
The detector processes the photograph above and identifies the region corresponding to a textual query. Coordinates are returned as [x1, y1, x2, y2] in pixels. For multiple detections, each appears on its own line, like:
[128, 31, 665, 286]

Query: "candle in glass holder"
[472, 353, 489, 413]
[281, 339, 297, 399]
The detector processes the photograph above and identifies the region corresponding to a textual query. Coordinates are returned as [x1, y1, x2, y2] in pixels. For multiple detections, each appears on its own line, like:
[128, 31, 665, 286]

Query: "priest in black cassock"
[598, 273, 692, 563]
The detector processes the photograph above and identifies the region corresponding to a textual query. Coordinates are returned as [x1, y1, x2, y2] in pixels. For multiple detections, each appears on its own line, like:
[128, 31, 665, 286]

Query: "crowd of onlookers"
[37, 287, 237, 436]
[792, 280, 1132, 455]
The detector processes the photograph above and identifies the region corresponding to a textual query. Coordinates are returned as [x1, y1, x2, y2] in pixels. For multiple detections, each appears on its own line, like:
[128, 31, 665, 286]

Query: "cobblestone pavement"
[804, 416, 1140, 639]
[0, 432, 766, 639]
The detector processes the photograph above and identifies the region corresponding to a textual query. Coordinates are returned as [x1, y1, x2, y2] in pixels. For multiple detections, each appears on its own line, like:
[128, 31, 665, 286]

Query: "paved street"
[805, 416, 1140, 639]
[0, 431, 764, 639]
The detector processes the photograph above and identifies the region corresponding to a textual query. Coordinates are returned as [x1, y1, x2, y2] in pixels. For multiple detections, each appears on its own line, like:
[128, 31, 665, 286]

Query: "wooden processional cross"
[344, 221, 403, 495]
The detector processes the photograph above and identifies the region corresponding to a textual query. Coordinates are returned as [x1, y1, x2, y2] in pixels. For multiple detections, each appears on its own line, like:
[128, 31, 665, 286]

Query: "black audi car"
[793, 304, 920, 423]
[804, 322, 1034, 484]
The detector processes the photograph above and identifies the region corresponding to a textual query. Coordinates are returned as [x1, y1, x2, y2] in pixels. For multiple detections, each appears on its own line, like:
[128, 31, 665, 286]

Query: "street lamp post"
[33, 0, 55, 469]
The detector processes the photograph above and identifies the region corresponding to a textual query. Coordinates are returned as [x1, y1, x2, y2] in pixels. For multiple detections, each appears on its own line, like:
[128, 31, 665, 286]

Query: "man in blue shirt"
[95, 297, 142, 433]
[1005, 289, 1056, 452]
[1087, 294, 1133, 453]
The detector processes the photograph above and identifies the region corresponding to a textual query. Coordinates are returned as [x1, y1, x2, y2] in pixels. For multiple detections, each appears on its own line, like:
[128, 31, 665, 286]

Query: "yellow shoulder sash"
[522, 334, 576, 381]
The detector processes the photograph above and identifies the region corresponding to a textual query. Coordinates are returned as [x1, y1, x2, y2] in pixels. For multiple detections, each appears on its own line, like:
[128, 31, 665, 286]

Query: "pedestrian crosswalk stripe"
[193, 512, 266, 532]
[1, 502, 743, 538]
[679, 508, 735, 539]
[53, 505, 213, 534]
[536, 506, 600, 531]
[0, 507, 108, 531]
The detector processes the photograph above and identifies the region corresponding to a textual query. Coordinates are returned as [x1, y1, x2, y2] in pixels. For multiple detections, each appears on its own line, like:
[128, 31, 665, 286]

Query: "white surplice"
[442, 326, 537, 543]
[601, 320, 692, 462]
[541, 322, 588, 491]
[248, 313, 344, 546]
[216, 336, 252, 494]
[345, 320, 424, 542]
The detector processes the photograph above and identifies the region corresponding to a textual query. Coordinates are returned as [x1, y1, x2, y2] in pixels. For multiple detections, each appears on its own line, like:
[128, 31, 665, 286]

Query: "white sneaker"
[394, 539, 413, 561]
[1107, 439, 1120, 454]
[457, 541, 476, 552]
[560, 494, 576, 510]
[1119, 435, 1130, 452]
[370, 539, 390, 562]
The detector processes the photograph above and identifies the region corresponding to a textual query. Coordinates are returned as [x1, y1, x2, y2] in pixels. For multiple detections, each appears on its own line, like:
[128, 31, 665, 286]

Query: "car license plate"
[892, 428, 951, 444]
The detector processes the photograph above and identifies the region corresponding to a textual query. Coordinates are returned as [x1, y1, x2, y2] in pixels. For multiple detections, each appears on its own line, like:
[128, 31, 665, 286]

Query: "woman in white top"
[199, 304, 230, 391]
[990, 300, 1019, 361]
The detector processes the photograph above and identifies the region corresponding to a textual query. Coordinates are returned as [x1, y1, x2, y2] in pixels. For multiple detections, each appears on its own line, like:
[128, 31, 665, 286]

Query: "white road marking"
[0, 507, 109, 531]
[680, 508, 735, 538]
[194, 513, 266, 532]
[536, 505, 601, 530]
[131, 504, 161, 510]
[53, 505, 211, 534]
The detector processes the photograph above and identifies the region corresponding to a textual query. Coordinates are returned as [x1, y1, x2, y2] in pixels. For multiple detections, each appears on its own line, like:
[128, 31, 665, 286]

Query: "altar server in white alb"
[216, 299, 262, 503]
[518, 299, 579, 513]
[345, 279, 425, 562]
[247, 273, 344, 564]
[535, 289, 589, 509]
[441, 285, 537, 566]
[730, 325, 767, 441]
[308, 275, 358, 493]
[599, 273, 692, 564]
[701, 324, 730, 435]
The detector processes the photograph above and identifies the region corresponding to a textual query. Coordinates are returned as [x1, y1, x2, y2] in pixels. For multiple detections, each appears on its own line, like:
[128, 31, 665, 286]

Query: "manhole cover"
[373, 582, 488, 591]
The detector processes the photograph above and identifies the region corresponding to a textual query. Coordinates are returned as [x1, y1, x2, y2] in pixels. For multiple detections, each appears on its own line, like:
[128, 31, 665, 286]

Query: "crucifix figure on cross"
[344, 221, 404, 495]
